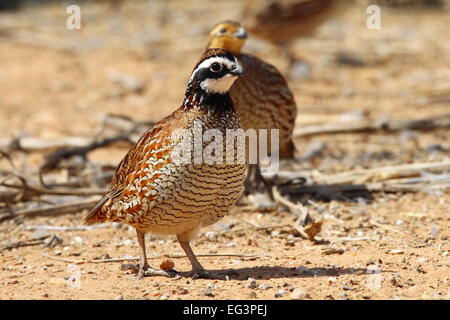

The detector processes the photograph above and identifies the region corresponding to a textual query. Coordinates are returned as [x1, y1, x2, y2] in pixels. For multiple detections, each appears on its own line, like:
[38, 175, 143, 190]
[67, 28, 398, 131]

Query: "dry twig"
[294, 113, 450, 137]
[277, 161, 450, 196]
[24, 224, 109, 232]
[40, 252, 260, 265]
[0, 235, 50, 253]
[0, 198, 100, 223]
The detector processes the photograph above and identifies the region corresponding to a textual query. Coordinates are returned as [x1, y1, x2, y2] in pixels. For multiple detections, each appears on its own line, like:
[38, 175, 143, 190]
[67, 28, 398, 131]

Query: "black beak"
[230, 63, 244, 76]
[234, 27, 248, 40]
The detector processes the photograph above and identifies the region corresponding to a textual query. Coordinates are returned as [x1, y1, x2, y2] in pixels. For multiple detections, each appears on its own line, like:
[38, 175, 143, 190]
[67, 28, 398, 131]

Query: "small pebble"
[289, 61, 311, 81]
[160, 258, 175, 270]
[285, 239, 296, 246]
[32, 229, 50, 240]
[416, 265, 427, 274]
[322, 247, 345, 255]
[160, 293, 170, 300]
[296, 266, 309, 274]
[258, 284, 271, 290]
[290, 288, 311, 300]
[203, 287, 214, 297]
[179, 288, 189, 295]
[366, 259, 376, 266]
[343, 285, 356, 291]
[390, 275, 404, 288]
[417, 257, 428, 263]
[388, 249, 404, 255]
[245, 280, 258, 289]
[71, 236, 84, 245]
[248, 292, 257, 299]
[337, 292, 349, 300]
[327, 277, 337, 284]
[430, 226, 440, 238]
[205, 232, 218, 242]
[122, 239, 134, 246]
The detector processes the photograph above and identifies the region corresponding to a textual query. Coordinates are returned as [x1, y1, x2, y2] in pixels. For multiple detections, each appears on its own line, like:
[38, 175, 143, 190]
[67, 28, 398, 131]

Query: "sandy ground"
[0, 1, 449, 300]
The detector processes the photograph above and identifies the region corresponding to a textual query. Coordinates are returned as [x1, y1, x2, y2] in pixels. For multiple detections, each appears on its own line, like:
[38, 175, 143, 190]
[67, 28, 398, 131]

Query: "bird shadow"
[277, 182, 374, 203]
[168, 265, 380, 281]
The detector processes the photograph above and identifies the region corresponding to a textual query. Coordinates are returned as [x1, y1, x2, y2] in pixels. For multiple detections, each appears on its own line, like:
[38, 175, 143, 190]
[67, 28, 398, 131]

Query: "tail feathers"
[83, 196, 109, 225]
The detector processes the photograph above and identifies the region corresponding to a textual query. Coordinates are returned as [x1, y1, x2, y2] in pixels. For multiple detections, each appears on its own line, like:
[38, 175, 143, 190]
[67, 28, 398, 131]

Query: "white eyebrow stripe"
[189, 56, 236, 83]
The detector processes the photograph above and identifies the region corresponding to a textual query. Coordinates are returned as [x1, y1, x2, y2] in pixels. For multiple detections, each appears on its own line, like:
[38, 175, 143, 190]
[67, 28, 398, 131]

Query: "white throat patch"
[200, 74, 238, 94]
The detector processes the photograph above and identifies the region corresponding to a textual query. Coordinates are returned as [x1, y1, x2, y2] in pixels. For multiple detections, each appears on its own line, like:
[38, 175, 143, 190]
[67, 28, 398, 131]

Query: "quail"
[207, 21, 297, 194]
[244, 0, 354, 70]
[84, 48, 246, 279]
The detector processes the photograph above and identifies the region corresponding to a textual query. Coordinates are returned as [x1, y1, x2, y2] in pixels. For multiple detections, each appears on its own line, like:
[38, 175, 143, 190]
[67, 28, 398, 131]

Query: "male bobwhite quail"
[207, 21, 297, 194]
[244, 0, 354, 71]
[84, 49, 246, 279]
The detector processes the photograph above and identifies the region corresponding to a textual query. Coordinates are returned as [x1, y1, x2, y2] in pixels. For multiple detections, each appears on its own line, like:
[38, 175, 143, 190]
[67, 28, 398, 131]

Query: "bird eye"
[219, 28, 227, 34]
[210, 62, 222, 72]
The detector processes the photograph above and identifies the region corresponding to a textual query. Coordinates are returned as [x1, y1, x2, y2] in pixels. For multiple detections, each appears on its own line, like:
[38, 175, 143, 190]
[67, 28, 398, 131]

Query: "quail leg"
[177, 236, 205, 272]
[135, 229, 177, 279]
[244, 164, 271, 195]
[177, 235, 236, 280]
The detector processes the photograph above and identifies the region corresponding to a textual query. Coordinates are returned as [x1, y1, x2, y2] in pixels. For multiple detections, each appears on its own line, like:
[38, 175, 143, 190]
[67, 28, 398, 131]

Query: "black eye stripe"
[193, 67, 228, 82]
[210, 62, 222, 72]
[190, 55, 238, 84]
